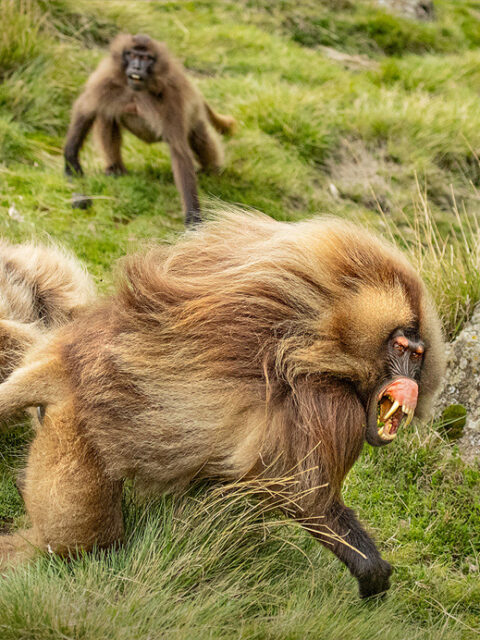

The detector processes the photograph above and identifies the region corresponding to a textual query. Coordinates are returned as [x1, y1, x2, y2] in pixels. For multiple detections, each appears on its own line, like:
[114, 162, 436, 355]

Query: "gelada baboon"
[0, 212, 444, 597]
[0, 240, 95, 381]
[64, 33, 235, 225]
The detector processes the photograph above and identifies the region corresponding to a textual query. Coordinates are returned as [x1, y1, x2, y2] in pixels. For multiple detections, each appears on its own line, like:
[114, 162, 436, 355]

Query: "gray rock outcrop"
[376, 0, 435, 21]
[435, 305, 480, 463]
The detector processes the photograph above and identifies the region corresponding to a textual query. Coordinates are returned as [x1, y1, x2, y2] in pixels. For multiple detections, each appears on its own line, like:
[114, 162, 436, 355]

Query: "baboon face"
[365, 327, 425, 447]
[122, 38, 156, 91]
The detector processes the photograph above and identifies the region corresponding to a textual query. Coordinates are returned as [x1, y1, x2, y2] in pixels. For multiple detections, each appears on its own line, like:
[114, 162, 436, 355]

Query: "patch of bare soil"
[319, 47, 379, 71]
[326, 138, 401, 212]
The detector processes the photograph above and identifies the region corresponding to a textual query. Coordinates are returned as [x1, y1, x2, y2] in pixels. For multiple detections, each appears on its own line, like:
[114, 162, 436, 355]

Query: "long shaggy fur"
[0, 240, 95, 379]
[64, 211, 443, 496]
[0, 212, 445, 595]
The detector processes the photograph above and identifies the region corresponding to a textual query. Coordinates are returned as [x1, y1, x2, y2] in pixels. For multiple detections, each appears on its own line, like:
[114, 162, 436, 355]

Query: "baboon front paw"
[199, 164, 223, 175]
[358, 559, 392, 599]
[105, 164, 127, 176]
[64, 163, 84, 177]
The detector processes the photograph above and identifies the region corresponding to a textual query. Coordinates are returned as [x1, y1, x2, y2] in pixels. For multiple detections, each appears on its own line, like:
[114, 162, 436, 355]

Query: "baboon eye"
[392, 335, 409, 354]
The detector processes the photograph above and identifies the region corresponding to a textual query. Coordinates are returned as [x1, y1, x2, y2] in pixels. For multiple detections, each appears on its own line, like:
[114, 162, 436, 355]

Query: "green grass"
[0, 0, 480, 638]
[0, 420, 478, 639]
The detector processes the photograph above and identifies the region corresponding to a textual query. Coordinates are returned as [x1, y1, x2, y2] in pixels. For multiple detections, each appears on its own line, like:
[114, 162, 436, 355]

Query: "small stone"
[8, 204, 24, 222]
[72, 193, 92, 210]
[329, 183, 339, 198]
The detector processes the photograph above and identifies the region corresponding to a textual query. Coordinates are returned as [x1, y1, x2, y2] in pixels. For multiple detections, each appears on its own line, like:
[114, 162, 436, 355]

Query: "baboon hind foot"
[0, 529, 41, 571]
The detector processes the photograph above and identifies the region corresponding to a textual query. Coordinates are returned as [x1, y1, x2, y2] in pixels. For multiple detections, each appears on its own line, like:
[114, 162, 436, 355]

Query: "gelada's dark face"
[123, 47, 156, 91]
[365, 328, 425, 447]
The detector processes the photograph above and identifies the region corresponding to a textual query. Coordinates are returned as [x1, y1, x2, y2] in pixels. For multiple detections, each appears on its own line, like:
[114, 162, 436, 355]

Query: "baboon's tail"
[0, 355, 65, 426]
[205, 102, 236, 135]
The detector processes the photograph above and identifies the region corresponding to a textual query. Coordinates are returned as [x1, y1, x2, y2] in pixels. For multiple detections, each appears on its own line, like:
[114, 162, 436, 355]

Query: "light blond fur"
[0, 240, 96, 380]
[0, 212, 444, 595]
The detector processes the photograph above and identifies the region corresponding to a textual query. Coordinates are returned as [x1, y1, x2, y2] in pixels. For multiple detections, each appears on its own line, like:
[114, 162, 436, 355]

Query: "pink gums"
[379, 377, 418, 411]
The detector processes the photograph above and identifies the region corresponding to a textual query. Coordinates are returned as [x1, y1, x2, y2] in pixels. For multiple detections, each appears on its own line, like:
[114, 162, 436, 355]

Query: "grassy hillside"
[0, 1, 479, 638]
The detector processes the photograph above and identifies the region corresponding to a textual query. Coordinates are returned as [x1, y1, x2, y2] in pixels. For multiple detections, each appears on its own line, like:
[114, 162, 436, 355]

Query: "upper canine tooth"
[405, 409, 414, 427]
[383, 400, 400, 421]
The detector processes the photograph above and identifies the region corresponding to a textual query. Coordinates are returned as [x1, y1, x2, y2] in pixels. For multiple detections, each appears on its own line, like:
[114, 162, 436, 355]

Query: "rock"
[376, 0, 435, 21]
[71, 193, 93, 210]
[7, 204, 25, 223]
[435, 305, 480, 464]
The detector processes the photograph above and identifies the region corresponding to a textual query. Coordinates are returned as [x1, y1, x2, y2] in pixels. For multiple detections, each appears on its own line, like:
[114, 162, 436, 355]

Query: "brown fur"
[0, 240, 95, 381]
[0, 212, 444, 596]
[64, 33, 236, 225]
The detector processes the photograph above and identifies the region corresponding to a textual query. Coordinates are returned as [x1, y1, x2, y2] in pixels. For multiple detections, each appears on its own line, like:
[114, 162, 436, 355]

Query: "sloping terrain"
[0, 1, 479, 638]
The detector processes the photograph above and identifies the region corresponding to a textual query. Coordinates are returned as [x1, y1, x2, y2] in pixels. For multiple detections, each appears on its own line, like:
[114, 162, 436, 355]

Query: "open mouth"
[376, 377, 418, 442]
[128, 74, 144, 86]
[127, 75, 145, 91]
